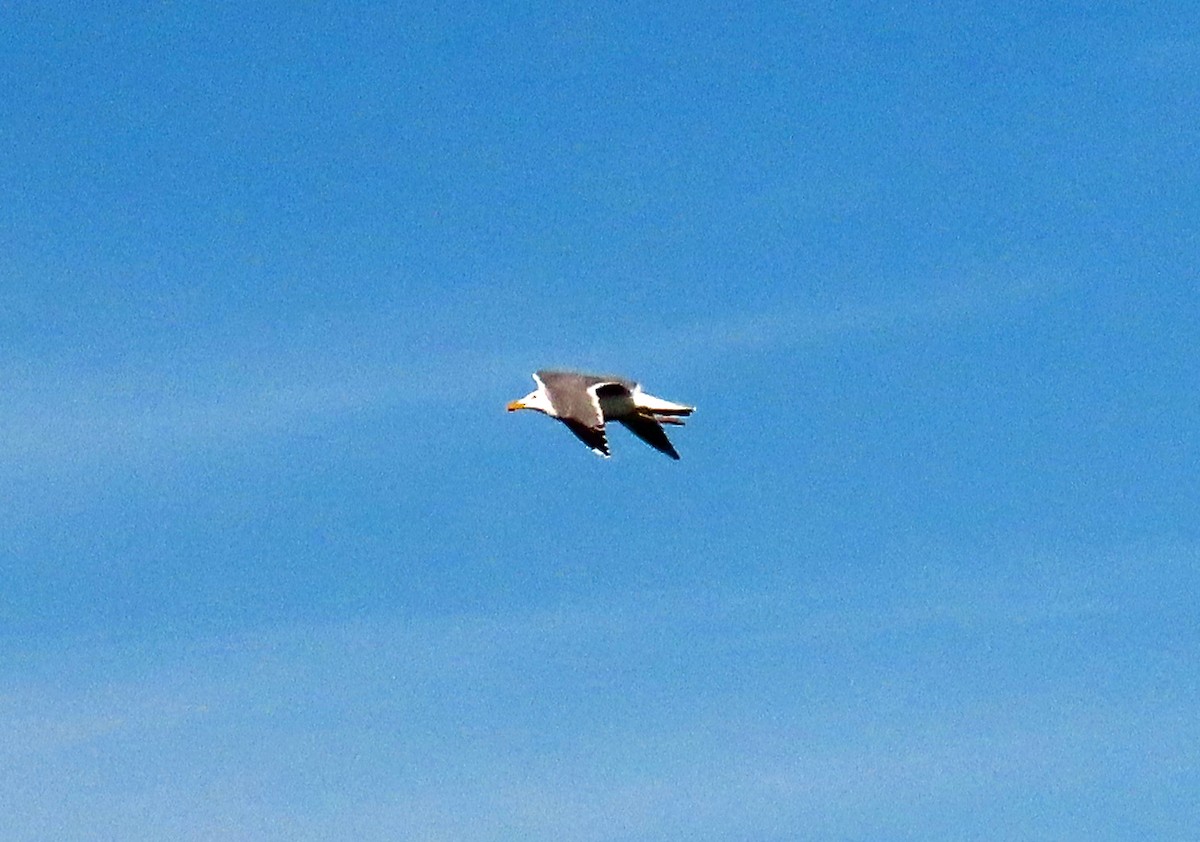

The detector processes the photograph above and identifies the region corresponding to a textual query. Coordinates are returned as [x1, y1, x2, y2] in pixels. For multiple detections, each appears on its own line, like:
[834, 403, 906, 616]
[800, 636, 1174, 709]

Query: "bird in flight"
[507, 370, 694, 459]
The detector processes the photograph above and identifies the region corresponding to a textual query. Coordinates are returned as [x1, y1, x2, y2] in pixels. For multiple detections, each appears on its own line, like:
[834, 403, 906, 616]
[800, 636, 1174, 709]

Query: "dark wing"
[560, 418, 610, 457]
[535, 371, 605, 427]
[593, 381, 634, 401]
[537, 369, 637, 392]
[591, 380, 638, 422]
[616, 415, 681, 460]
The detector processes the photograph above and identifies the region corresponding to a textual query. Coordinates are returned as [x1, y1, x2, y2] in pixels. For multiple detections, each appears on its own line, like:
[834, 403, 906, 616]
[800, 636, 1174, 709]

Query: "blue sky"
[3, 3, 1198, 839]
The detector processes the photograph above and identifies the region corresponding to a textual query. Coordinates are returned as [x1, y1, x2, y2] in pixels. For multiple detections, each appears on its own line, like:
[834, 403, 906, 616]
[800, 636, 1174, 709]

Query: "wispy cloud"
[674, 274, 1049, 357]
[0, 334, 508, 477]
[0, 274, 1049, 479]
[4, 540, 1195, 839]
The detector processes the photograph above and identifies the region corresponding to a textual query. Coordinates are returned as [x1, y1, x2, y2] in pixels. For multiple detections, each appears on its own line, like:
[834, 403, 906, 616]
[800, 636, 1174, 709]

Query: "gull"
[507, 370, 694, 459]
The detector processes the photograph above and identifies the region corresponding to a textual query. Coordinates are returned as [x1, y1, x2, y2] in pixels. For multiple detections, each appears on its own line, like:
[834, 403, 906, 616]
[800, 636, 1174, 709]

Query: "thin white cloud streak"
[671, 275, 1049, 359]
[0, 275, 1046, 476]
[3, 541, 1195, 840]
[0, 342, 508, 475]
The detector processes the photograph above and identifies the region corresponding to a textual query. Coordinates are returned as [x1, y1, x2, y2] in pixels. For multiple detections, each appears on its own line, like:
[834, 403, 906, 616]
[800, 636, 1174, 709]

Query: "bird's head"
[507, 387, 553, 415]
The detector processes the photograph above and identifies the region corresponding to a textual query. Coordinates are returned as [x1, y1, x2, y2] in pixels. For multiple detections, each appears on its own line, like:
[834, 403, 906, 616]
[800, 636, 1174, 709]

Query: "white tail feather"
[633, 390, 694, 416]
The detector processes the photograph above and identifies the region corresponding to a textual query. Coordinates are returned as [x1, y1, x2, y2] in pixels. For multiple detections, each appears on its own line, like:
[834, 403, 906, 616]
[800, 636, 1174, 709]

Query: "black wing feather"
[616, 416, 681, 460]
[560, 419, 610, 457]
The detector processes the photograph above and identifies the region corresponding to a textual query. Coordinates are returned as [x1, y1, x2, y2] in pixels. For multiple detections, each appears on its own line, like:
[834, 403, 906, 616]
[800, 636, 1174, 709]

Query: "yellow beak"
[506, 400, 524, 412]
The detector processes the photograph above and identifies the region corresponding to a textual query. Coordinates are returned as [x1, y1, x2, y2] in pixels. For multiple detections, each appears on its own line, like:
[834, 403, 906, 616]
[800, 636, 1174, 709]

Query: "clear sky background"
[3, 3, 1199, 840]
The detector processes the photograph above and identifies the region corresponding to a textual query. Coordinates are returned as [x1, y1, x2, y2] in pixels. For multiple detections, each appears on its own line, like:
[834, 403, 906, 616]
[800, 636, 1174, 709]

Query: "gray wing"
[616, 415, 681, 460]
[536, 370, 633, 426]
[537, 369, 637, 391]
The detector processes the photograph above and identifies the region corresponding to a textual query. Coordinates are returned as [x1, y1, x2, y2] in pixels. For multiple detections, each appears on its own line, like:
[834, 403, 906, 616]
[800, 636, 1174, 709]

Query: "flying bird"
[507, 370, 695, 459]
